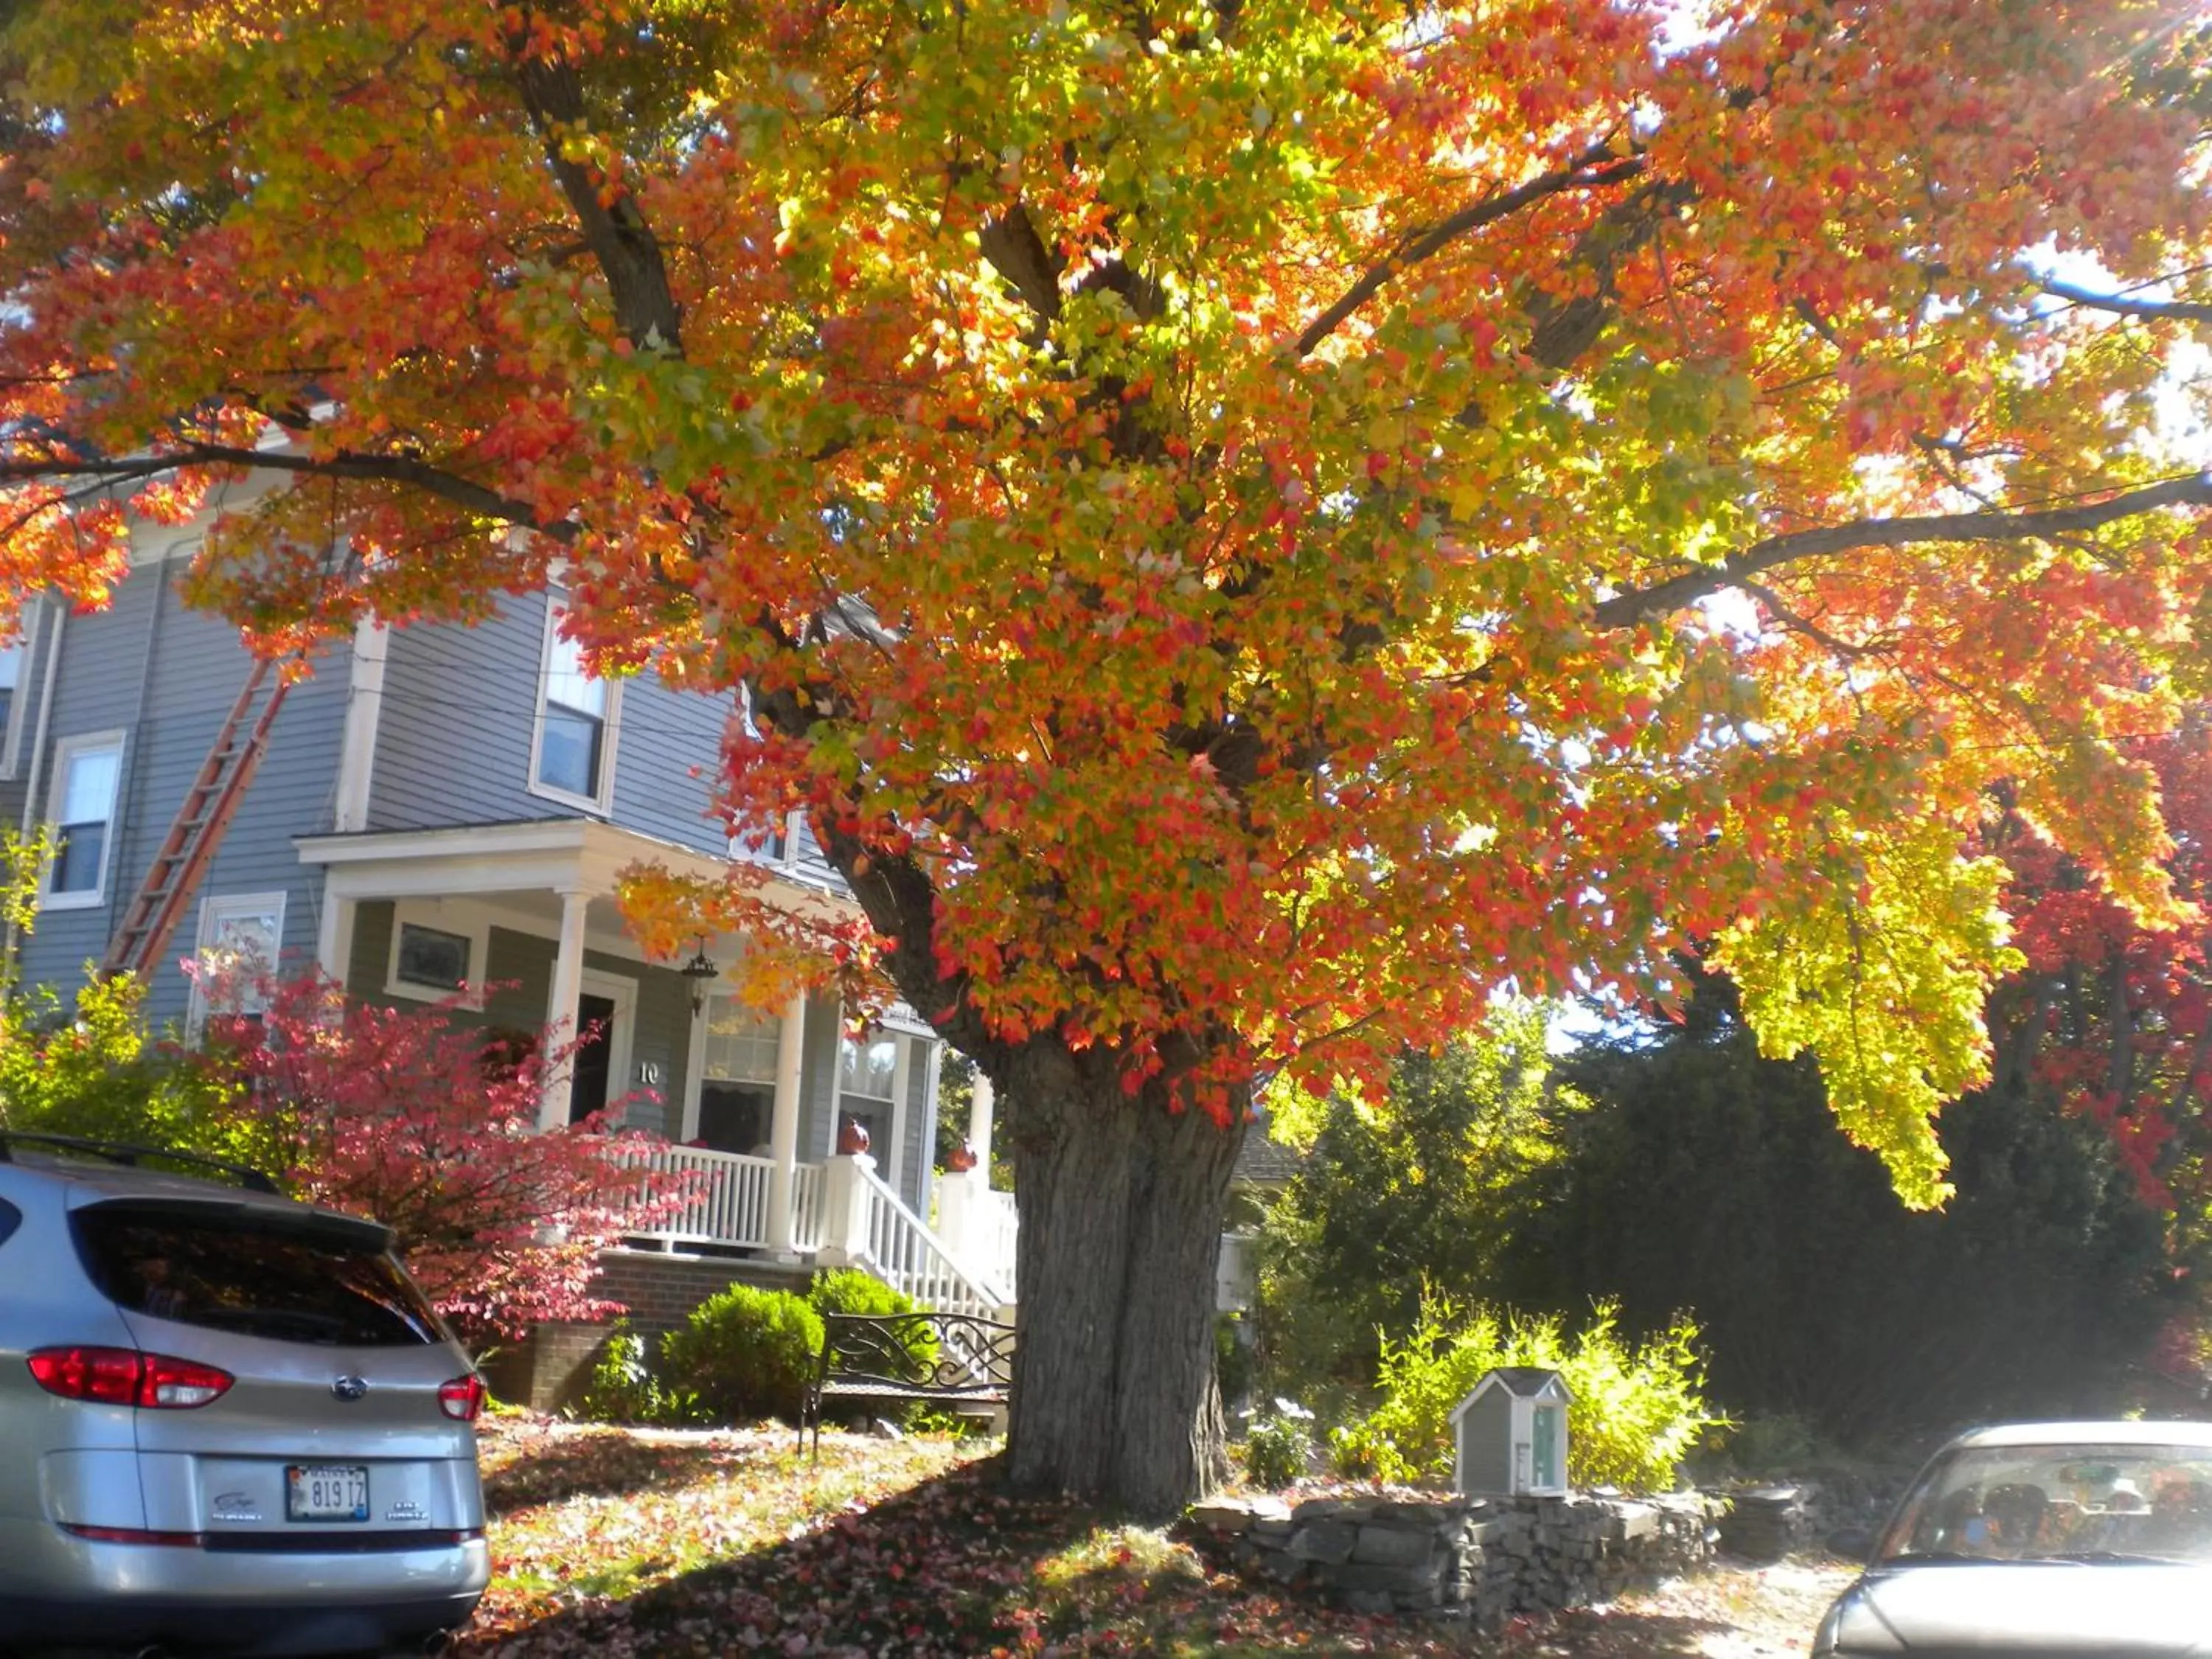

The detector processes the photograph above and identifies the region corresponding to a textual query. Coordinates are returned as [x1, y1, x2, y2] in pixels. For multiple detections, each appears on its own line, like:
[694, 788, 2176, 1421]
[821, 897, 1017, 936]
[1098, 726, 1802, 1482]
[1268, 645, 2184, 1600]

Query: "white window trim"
[526, 596, 622, 815]
[383, 898, 490, 1009]
[185, 890, 288, 1040]
[0, 605, 41, 782]
[40, 729, 126, 911]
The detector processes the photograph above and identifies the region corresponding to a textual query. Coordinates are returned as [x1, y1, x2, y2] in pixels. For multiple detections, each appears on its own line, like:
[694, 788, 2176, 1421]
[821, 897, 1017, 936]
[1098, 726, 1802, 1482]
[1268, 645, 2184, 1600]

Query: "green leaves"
[1712, 821, 2025, 1208]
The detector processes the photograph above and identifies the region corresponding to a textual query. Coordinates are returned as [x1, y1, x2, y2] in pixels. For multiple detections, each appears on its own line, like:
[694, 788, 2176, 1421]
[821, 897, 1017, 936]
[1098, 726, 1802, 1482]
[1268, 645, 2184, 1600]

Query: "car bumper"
[0, 1517, 489, 1654]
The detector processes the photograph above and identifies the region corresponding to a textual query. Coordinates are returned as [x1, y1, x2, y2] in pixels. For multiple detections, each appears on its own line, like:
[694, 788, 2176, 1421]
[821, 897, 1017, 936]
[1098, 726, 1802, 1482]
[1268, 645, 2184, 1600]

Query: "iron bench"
[801, 1310, 1015, 1455]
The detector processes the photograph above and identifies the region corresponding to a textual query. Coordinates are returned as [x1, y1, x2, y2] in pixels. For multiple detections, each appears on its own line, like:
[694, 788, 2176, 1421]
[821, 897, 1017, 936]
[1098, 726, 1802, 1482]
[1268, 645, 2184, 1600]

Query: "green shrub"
[658, 1284, 824, 1424]
[1335, 1292, 1725, 1494]
[575, 1321, 701, 1425]
[1238, 1398, 1316, 1490]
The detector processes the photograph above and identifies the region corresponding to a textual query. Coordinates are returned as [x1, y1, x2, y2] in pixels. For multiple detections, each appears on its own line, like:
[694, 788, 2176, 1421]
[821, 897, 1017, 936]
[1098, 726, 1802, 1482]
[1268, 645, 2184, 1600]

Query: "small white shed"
[1450, 1366, 1572, 1497]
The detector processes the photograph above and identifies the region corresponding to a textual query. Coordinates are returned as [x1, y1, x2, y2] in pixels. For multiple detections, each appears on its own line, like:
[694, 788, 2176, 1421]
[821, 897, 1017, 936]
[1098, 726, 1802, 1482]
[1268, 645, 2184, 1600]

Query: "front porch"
[611, 1142, 1018, 1319]
[295, 818, 1019, 1318]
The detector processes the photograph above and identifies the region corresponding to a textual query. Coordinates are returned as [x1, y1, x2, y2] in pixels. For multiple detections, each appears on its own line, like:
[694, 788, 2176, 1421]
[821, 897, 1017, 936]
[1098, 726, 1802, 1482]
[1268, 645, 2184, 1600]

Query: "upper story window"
[44, 732, 124, 908]
[0, 641, 21, 757]
[530, 599, 618, 810]
[0, 616, 33, 779]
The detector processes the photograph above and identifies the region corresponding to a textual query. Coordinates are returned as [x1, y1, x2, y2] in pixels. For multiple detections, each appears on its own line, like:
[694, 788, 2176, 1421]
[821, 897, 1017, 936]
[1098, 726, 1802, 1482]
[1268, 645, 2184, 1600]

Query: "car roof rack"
[0, 1130, 282, 1194]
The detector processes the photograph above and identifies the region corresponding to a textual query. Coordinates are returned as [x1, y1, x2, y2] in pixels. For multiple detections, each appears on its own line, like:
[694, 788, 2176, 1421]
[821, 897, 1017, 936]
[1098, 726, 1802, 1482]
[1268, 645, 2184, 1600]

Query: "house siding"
[366, 595, 735, 859]
[799, 990, 843, 1165]
[17, 550, 351, 1026]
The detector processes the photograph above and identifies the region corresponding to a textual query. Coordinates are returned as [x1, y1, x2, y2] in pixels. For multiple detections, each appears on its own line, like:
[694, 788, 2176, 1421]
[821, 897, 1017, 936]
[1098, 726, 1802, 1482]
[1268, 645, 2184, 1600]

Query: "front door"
[569, 992, 616, 1122]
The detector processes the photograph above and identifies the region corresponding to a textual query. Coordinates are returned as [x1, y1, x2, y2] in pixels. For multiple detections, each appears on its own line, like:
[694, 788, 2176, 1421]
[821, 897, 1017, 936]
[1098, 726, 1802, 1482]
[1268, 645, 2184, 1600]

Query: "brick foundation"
[485, 1248, 816, 1413]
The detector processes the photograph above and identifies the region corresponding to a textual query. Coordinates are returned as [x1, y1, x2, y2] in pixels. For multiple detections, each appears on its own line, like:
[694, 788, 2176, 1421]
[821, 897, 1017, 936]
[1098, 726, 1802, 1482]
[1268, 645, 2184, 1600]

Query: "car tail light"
[60, 1522, 203, 1547]
[27, 1346, 233, 1409]
[437, 1373, 487, 1422]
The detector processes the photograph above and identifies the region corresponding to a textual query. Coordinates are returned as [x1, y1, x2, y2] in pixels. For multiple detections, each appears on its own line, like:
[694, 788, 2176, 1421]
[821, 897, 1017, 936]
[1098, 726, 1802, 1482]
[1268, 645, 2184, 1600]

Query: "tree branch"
[507, 41, 685, 353]
[2043, 279, 2212, 326]
[0, 445, 576, 543]
[1295, 146, 1645, 359]
[1593, 472, 2212, 628]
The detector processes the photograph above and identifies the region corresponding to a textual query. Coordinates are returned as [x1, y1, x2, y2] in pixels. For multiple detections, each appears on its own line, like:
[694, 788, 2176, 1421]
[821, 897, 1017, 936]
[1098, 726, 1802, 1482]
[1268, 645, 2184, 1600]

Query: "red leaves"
[198, 973, 686, 1344]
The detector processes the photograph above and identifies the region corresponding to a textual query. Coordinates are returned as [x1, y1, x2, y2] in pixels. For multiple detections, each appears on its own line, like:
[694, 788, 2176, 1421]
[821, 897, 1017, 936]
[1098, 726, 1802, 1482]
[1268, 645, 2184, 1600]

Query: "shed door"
[1532, 1402, 1563, 1488]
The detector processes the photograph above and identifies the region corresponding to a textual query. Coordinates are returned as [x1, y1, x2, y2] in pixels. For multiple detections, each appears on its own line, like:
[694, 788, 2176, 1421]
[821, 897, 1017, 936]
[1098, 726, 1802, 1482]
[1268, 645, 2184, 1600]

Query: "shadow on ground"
[454, 1454, 1594, 1656]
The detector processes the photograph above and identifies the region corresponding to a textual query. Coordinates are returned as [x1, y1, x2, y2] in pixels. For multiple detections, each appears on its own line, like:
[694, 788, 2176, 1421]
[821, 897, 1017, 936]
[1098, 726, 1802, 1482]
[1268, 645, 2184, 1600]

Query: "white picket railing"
[973, 1188, 1019, 1293]
[613, 1143, 777, 1248]
[608, 1146, 1015, 1325]
[847, 1158, 1010, 1320]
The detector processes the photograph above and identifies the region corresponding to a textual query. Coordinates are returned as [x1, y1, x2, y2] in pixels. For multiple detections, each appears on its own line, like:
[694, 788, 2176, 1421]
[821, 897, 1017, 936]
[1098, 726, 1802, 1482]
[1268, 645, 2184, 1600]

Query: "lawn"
[456, 1415, 1845, 1657]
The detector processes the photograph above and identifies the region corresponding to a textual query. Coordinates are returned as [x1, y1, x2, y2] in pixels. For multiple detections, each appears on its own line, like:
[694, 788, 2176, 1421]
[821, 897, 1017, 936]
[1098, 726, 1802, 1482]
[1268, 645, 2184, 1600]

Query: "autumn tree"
[2, 1, 2209, 1512]
[1983, 723, 2212, 1206]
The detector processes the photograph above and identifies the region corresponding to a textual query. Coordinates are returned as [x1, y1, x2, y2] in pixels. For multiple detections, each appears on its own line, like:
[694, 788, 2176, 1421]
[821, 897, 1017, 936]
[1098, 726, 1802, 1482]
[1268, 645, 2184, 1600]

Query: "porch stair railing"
[826, 1155, 1011, 1322]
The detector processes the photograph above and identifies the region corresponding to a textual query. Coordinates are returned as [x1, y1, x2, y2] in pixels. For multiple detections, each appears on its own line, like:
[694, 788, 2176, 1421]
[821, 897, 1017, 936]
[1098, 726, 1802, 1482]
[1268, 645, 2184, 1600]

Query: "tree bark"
[995, 1040, 1247, 1517]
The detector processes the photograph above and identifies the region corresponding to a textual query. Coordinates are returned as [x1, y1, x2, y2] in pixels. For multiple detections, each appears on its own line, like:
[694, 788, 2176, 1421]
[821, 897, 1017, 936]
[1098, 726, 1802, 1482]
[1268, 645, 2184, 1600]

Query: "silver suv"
[0, 1133, 489, 1655]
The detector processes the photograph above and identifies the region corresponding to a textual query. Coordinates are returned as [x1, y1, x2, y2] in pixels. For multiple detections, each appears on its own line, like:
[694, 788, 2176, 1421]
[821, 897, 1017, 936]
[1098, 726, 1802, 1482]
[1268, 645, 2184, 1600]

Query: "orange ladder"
[100, 658, 292, 980]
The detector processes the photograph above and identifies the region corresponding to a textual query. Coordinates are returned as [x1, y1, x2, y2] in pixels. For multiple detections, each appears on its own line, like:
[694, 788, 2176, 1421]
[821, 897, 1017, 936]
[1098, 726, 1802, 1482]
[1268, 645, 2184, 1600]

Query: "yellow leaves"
[1711, 820, 2025, 1209]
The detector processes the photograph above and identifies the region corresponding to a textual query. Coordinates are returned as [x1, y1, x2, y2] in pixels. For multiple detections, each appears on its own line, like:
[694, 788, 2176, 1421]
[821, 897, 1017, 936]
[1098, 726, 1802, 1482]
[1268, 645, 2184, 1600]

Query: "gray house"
[0, 495, 999, 1330]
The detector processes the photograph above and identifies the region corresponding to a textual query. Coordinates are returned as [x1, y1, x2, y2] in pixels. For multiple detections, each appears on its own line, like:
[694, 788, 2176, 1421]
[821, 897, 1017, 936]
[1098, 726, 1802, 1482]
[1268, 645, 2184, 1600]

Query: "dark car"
[1815, 1420, 2212, 1657]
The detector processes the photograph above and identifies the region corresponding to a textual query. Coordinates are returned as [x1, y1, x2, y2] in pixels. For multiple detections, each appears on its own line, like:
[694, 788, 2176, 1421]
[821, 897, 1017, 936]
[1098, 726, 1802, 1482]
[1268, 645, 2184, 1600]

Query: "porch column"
[763, 992, 806, 1257]
[538, 886, 591, 1130]
[967, 1069, 997, 1191]
[313, 894, 357, 991]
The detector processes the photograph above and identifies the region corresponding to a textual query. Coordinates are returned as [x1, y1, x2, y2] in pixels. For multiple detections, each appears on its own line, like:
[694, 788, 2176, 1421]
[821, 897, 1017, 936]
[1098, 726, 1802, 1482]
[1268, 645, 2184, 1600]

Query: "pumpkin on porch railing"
[945, 1141, 979, 1173]
[837, 1118, 872, 1156]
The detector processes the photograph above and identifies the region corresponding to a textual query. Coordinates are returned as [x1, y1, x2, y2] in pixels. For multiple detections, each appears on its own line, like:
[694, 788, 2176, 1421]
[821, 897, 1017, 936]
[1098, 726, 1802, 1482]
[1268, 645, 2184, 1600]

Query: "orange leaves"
[0, 0, 2202, 1152]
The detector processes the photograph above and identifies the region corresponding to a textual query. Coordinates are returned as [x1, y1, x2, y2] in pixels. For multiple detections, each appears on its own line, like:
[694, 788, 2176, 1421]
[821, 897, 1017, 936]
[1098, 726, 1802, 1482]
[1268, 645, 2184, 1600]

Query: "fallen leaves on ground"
[459, 1417, 1851, 1657]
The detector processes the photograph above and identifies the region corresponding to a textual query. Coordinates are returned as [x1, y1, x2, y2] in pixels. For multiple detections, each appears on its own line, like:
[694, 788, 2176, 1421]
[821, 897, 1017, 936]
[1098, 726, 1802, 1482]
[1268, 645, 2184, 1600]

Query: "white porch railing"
[823, 1155, 1011, 1320]
[973, 1188, 1019, 1293]
[610, 1145, 1012, 1321]
[613, 1143, 777, 1248]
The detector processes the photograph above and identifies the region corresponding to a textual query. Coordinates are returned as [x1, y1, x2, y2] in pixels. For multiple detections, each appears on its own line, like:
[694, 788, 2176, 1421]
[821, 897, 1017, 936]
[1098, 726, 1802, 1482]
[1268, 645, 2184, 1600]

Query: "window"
[383, 900, 490, 1006]
[835, 1026, 903, 1164]
[0, 639, 21, 774]
[695, 992, 779, 1153]
[44, 733, 123, 908]
[72, 1203, 445, 1346]
[531, 599, 617, 807]
[187, 891, 286, 1037]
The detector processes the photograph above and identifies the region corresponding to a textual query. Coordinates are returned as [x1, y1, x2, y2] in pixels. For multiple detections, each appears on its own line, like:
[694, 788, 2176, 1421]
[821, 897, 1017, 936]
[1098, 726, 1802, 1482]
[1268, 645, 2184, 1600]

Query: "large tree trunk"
[997, 1042, 1247, 1518]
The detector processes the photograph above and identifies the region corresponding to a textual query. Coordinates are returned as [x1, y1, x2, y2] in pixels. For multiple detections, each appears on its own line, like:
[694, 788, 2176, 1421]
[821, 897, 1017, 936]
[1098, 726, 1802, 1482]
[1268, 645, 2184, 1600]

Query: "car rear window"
[73, 1203, 446, 1347]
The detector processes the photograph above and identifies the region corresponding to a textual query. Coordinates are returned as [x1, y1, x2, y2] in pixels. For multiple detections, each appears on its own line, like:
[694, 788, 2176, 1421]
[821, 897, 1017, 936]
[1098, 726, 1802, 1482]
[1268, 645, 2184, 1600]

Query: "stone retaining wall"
[1189, 1491, 1715, 1629]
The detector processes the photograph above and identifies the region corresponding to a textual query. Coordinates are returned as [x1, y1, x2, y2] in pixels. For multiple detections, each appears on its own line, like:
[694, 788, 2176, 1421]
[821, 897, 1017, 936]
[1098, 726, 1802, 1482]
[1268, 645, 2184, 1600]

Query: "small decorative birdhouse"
[1450, 1366, 1573, 1497]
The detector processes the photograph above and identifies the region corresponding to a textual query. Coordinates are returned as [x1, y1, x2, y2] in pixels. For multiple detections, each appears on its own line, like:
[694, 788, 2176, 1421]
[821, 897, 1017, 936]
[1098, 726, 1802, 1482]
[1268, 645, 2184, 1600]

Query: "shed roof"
[1448, 1366, 1573, 1422]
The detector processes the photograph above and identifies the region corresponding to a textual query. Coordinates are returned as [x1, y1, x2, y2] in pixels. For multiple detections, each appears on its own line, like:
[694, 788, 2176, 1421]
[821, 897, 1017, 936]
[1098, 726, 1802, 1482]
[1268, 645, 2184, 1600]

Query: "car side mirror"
[1826, 1526, 1874, 1564]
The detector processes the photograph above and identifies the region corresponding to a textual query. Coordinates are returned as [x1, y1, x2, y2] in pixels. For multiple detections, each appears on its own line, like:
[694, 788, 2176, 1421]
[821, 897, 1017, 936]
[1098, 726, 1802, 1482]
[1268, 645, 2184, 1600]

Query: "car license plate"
[285, 1464, 370, 1522]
